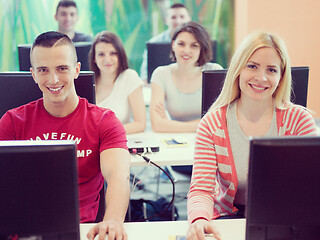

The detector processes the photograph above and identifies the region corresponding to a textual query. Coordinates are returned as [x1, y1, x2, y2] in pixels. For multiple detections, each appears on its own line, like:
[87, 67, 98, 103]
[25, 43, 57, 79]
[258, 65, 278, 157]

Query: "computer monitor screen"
[201, 66, 309, 116]
[0, 140, 80, 239]
[0, 71, 95, 117]
[18, 42, 92, 71]
[147, 40, 217, 82]
[246, 136, 320, 240]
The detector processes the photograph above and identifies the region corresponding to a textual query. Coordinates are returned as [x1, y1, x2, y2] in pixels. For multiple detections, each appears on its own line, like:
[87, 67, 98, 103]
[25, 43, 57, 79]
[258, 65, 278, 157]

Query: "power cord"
[130, 147, 176, 222]
[130, 148, 151, 193]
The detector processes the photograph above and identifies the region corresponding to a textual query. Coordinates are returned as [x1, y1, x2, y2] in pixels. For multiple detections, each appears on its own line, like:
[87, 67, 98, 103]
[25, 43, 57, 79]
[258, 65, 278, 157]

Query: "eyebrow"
[36, 65, 71, 70]
[177, 39, 199, 44]
[56, 65, 71, 69]
[248, 60, 279, 68]
[36, 66, 47, 71]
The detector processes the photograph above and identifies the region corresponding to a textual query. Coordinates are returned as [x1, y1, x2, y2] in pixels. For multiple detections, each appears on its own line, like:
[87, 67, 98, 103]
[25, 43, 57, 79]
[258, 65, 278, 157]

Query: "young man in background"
[55, 0, 93, 42]
[139, 3, 191, 82]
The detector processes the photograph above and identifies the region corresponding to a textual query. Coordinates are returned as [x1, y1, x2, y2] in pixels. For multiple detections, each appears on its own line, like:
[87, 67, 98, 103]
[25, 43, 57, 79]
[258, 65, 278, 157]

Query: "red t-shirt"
[0, 97, 128, 222]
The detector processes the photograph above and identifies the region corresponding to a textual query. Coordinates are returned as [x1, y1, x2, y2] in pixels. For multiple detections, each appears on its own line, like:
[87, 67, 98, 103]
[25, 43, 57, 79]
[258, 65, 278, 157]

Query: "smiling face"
[172, 31, 201, 67]
[166, 7, 191, 33]
[30, 45, 80, 110]
[94, 42, 119, 76]
[55, 6, 78, 33]
[239, 47, 282, 104]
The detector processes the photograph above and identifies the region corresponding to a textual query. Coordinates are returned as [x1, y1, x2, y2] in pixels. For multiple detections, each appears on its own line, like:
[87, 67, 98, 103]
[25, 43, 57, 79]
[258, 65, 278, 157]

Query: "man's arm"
[87, 148, 130, 240]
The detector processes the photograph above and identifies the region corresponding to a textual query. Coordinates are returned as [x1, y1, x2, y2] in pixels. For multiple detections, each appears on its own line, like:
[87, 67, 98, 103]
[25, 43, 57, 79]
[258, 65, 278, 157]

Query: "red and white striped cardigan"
[188, 104, 318, 223]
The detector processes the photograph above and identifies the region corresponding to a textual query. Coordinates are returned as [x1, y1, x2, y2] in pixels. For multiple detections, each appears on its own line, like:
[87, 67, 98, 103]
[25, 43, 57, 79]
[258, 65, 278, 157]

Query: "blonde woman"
[187, 31, 318, 240]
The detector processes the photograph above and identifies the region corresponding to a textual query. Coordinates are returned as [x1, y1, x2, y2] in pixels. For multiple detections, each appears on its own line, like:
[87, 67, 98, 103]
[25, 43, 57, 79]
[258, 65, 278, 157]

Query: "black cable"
[134, 154, 176, 222]
[130, 173, 144, 190]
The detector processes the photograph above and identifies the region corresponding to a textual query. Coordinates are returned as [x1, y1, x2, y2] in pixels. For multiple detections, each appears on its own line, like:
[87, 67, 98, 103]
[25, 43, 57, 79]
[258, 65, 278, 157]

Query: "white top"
[97, 69, 144, 124]
[151, 63, 223, 121]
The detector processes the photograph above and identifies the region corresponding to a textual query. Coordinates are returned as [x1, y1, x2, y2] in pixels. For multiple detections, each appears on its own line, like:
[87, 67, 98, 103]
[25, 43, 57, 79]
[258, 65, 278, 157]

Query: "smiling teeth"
[251, 85, 265, 90]
[49, 87, 62, 92]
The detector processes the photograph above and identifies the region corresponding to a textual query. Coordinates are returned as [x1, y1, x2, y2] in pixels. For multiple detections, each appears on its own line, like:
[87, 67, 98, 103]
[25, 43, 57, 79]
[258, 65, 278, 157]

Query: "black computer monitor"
[201, 69, 226, 116]
[18, 42, 92, 71]
[147, 40, 217, 82]
[246, 136, 320, 240]
[201, 66, 309, 116]
[290, 66, 309, 106]
[0, 140, 80, 239]
[0, 71, 95, 117]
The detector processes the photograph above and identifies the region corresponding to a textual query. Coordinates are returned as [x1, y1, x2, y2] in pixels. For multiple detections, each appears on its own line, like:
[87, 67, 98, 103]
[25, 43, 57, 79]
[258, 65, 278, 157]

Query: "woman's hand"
[186, 219, 221, 240]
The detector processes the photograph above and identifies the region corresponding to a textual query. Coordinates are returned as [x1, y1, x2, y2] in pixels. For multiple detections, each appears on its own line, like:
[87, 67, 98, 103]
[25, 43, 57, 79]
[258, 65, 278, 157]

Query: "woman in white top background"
[89, 31, 146, 134]
[150, 21, 223, 133]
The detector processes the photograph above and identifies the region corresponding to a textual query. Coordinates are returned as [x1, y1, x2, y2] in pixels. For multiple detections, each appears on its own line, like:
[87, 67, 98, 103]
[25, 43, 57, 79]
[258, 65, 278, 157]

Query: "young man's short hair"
[30, 31, 77, 66]
[170, 3, 188, 10]
[56, 0, 77, 13]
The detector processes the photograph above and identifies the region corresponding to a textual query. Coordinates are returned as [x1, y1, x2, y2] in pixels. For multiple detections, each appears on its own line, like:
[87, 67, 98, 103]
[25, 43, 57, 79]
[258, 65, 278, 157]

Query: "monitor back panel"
[0, 141, 80, 239]
[18, 42, 92, 71]
[0, 71, 95, 117]
[290, 66, 309, 107]
[201, 69, 226, 116]
[73, 42, 92, 71]
[201, 66, 309, 116]
[246, 137, 320, 240]
[147, 40, 217, 82]
[147, 43, 173, 82]
[18, 44, 32, 71]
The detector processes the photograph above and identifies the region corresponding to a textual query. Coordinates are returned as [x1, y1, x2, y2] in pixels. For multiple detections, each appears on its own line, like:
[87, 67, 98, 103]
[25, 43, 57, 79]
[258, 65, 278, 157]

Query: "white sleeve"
[150, 65, 169, 91]
[122, 69, 144, 95]
[203, 62, 224, 71]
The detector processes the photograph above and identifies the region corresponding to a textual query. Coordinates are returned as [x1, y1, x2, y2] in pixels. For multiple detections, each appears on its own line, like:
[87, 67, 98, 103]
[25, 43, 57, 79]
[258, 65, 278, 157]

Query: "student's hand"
[87, 220, 127, 240]
[186, 219, 221, 240]
[155, 102, 167, 119]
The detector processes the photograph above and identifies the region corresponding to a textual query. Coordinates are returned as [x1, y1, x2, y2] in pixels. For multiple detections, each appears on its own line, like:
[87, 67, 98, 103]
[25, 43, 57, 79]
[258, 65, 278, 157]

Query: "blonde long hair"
[210, 31, 292, 111]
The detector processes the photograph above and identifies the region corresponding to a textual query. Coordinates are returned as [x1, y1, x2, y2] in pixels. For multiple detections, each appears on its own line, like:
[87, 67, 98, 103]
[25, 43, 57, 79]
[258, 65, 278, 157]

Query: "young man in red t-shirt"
[0, 31, 130, 240]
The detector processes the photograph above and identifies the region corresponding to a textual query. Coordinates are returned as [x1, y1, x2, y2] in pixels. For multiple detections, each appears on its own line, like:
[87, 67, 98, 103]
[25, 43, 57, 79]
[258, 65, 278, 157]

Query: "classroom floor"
[128, 104, 191, 222]
[129, 165, 191, 222]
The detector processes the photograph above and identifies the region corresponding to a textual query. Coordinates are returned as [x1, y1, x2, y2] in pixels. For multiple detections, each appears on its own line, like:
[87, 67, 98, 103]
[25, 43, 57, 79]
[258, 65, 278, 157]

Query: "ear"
[30, 67, 38, 84]
[74, 62, 81, 80]
[55, 14, 58, 21]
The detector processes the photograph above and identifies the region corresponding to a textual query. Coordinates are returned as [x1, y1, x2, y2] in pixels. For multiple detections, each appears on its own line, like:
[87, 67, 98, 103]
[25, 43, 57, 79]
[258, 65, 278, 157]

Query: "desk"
[80, 219, 246, 240]
[128, 132, 196, 167]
